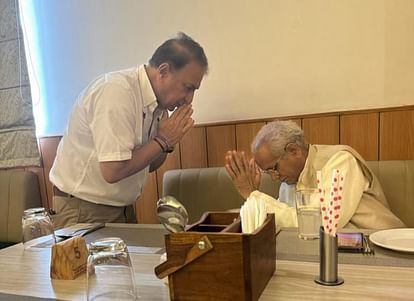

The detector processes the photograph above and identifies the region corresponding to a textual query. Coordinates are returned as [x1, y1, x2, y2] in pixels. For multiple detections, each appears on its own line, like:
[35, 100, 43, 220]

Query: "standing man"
[50, 32, 208, 228]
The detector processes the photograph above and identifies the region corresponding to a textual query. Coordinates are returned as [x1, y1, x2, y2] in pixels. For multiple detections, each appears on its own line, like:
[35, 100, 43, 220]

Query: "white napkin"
[240, 195, 267, 233]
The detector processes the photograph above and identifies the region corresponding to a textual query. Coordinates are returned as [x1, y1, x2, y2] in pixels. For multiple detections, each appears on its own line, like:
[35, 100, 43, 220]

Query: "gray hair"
[251, 120, 305, 156]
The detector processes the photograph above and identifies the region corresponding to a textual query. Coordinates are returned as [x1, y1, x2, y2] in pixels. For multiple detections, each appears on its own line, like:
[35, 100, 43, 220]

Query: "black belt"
[53, 186, 73, 198]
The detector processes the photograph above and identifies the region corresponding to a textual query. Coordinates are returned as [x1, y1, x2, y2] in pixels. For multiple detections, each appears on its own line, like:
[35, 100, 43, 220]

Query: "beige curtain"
[0, 0, 40, 168]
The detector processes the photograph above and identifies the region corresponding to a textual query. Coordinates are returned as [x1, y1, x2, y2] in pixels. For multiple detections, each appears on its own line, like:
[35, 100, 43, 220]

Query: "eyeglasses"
[261, 154, 284, 175]
[260, 142, 293, 175]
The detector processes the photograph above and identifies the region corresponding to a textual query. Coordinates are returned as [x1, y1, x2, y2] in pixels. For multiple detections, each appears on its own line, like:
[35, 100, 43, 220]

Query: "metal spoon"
[155, 196, 212, 280]
[156, 196, 189, 233]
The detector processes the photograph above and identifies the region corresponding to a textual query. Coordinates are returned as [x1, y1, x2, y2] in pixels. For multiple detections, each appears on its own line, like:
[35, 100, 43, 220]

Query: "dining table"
[0, 223, 413, 301]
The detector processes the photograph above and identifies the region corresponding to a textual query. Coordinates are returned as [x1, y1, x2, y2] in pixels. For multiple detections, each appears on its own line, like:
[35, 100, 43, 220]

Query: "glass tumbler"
[22, 207, 56, 249]
[87, 237, 137, 301]
[295, 189, 322, 240]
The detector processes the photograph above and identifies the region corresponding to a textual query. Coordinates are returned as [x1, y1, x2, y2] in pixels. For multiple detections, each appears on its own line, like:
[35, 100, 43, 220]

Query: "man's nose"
[270, 172, 280, 181]
[185, 91, 195, 104]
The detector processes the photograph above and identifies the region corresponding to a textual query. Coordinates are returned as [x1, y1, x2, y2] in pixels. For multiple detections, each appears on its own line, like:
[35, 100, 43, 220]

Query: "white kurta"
[248, 149, 398, 229]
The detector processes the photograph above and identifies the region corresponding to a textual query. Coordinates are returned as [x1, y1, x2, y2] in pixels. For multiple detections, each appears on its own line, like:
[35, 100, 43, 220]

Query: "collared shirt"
[50, 65, 161, 206]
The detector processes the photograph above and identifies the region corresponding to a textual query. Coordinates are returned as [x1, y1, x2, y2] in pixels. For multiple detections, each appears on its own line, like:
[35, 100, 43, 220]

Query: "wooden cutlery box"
[159, 212, 276, 301]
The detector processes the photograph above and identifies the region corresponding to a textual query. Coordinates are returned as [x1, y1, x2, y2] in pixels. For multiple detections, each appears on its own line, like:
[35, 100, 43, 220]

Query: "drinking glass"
[87, 237, 137, 301]
[295, 189, 321, 240]
[22, 207, 56, 249]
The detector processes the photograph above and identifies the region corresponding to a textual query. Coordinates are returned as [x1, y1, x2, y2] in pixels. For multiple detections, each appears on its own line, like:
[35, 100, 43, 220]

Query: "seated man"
[225, 120, 405, 229]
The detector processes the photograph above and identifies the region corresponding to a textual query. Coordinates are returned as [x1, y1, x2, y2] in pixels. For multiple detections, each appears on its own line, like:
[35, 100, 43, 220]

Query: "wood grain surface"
[1, 232, 414, 301]
[206, 124, 236, 167]
[50, 236, 88, 280]
[0, 241, 413, 301]
[340, 113, 379, 160]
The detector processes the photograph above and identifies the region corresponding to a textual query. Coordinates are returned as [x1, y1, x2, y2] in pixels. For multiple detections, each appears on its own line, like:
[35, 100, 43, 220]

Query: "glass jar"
[22, 207, 56, 249]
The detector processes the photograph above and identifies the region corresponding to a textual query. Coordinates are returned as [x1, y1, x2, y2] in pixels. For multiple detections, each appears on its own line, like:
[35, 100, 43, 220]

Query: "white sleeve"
[248, 190, 298, 228]
[89, 83, 141, 162]
[320, 151, 368, 229]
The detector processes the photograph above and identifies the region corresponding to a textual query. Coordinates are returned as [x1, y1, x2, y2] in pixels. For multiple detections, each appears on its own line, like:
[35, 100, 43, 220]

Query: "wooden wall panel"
[236, 122, 265, 158]
[340, 113, 379, 160]
[302, 116, 339, 145]
[32, 105, 414, 224]
[380, 110, 414, 160]
[291, 119, 302, 128]
[267, 118, 302, 128]
[155, 145, 181, 196]
[38, 136, 61, 209]
[135, 172, 159, 224]
[206, 125, 236, 167]
[179, 127, 207, 169]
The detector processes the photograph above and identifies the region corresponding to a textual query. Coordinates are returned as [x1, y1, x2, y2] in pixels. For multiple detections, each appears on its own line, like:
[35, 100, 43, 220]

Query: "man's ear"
[158, 63, 170, 78]
[286, 142, 301, 156]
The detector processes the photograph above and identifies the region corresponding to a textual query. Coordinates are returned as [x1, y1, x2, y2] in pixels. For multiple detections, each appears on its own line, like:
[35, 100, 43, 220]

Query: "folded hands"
[224, 150, 261, 199]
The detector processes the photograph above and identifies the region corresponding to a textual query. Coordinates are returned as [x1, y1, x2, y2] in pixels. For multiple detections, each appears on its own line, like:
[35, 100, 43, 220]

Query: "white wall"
[20, 0, 414, 136]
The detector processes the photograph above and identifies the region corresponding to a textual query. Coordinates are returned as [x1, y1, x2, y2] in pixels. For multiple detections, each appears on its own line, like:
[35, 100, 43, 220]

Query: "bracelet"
[153, 136, 167, 152]
[155, 135, 174, 153]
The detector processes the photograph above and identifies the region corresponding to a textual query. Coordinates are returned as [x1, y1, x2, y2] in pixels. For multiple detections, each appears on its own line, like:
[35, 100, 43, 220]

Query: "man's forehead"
[255, 143, 273, 157]
[254, 143, 275, 165]
[180, 60, 204, 78]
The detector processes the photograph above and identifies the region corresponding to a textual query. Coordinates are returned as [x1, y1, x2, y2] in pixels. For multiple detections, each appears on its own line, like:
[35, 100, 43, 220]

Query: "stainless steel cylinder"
[315, 226, 344, 286]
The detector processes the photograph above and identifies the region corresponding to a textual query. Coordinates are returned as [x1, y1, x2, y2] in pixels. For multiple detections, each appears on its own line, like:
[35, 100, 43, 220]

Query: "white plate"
[369, 228, 414, 253]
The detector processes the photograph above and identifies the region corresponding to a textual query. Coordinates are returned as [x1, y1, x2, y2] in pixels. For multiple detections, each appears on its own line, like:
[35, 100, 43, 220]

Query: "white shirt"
[249, 150, 367, 228]
[50, 65, 161, 206]
[278, 182, 296, 207]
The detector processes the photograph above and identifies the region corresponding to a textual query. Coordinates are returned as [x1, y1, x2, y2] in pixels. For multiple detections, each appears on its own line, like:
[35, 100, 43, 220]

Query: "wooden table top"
[0, 225, 413, 301]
